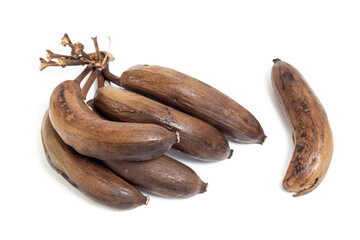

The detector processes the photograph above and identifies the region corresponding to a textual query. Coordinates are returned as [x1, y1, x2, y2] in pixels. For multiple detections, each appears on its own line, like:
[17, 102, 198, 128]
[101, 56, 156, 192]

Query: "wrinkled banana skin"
[271, 59, 333, 197]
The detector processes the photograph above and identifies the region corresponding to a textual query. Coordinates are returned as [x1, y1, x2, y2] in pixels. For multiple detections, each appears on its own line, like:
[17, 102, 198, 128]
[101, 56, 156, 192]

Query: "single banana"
[271, 59, 333, 197]
[104, 155, 208, 198]
[41, 110, 149, 209]
[94, 87, 232, 161]
[49, 80, 179, 162]
[103, 65, 266, 144]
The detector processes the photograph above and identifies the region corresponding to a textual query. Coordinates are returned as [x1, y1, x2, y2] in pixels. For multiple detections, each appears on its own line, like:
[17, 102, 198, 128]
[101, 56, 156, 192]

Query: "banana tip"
[175, 131, 180, 143]
[203, 182, 209, 193]
[292, 178, 320, 197]
[145, 196, 150, 205]
[228, 149, 234, 159]
[261, 136, 267, 145]
[273, 58, 282, 64]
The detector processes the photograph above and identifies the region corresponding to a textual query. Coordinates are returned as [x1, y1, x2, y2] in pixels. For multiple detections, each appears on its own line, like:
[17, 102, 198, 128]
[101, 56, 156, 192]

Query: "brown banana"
[104, 155, 208, 198]
[271, 59, 333, 197]
[49, 80, 179, 162]
[41, 110, 149, 209]
[103, 65, 266, 144]
[94, 87, 232, 161]
[87, 96, 208, 197]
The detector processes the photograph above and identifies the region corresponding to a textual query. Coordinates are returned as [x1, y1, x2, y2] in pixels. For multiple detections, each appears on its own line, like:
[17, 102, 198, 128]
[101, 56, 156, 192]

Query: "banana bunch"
[40, 34, 265, 209]
[40, 34, 334, 209]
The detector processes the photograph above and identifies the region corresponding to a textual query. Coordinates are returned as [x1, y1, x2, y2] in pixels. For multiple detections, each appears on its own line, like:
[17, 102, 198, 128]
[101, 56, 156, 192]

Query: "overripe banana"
[86, 96, 208, 198]
[41, 110, 149, 209]
[94, 87, 232, 161]
[271, 59, 333, 197]
[104, 155, 208, 198]
[103, 65, 266, 144]
[49, 80, 179, 162]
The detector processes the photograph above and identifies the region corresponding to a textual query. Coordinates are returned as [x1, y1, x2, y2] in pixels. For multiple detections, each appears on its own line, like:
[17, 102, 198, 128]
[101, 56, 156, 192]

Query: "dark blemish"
[294, 155, 305, 174]
[215, 145, 222, 152]
[313, 178, 319, 186]
[46, 156, 62, 174]
[289, 154, 306, 177]
[60, 172, 78, 189]
[136, 110, 142, 115]
[58, 86, 66, 104]
[278, 65, 286, 90]
[300, 177, 319, 188]
[300, 100, 310, 113]
[57, 85, 71, 112]
[164, 107, 172, 118]
[300, 132, 307, 138]
[165, 185, 178, 192]
[294, 164, 304, 174]
[228, 149, 234, 159]
[285, 172, 295, 182]
[311, 128, 318, 140]
[296, 145, 305, 153]
[172, 98, 177, 102]
[282, 72, 294, 80]
[159, 117, 170, 125]
[298, 120, 304, 127]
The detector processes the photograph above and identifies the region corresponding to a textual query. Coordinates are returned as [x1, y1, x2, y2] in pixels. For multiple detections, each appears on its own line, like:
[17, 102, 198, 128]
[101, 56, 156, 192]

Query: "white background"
[1, 0, 359, 239]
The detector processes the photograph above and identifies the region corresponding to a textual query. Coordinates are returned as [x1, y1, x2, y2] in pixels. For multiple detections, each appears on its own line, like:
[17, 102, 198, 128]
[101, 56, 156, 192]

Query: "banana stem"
[102, 68, 121, 85]
[41, 34, 119, 93]
[46, 50, 78, 61]
[81, 69, 101, 100]
[92, 37, 101, 63]
[97, 73, 105, 89]
[74, 66, 92, 85]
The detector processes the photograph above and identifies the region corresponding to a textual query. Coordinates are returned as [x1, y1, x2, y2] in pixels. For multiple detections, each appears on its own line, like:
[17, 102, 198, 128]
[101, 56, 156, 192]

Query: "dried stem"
[39, 58, 62, 71]
[102, 67, 121, 84]
[81, 69, 101, 99]
[81, 51, 91, 60]
[101, 37, 112, 66]
[97, 73, 105, 89]
[59, 57, 88, 67]
[74, 66, 93, 85]
[46, 50, 77, 61]
[41, 34, 112, 71]
[41, 34, 118, 95]
[61, 33, 91, 60]
[61, 33, 72, 46]
[92, 37, 101, 63]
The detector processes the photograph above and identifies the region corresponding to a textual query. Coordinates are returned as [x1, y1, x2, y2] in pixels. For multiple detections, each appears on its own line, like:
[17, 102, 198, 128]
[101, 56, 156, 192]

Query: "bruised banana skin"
[104, 155, 208, 198]
[49, 80, 178, 162]
[271, 59, 333, 197]
[94, 87, 232, 161]
[107, 65, 266, 144]
[41, 110, 149, 209]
